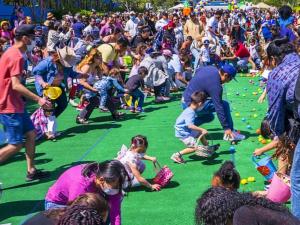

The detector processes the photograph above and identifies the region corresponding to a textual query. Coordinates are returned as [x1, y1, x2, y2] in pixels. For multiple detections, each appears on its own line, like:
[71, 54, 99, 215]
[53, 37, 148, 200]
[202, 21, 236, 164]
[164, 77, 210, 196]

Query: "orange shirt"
[0, 46, 25, 113]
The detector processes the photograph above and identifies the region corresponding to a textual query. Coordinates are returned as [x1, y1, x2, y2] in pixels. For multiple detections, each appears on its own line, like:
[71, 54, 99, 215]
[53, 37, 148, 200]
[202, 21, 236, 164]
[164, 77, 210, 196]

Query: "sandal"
[76, 116, 89, 125]
[26, 169, 50, 182]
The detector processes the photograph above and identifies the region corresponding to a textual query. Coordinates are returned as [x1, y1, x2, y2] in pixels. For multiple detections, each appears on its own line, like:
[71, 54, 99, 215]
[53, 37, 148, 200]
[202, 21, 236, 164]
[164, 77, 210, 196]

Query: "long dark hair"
[82, 160, 131, 193]
[195, 187, 289, 225]
[266, 37, 296, 63]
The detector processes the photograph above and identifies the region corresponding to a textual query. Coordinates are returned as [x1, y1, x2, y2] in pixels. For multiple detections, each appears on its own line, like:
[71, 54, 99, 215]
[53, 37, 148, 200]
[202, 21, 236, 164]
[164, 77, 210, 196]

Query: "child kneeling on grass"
[125, 66, 148, 113]
[116, 135, 161, 191]
[171, 91, 220, 164]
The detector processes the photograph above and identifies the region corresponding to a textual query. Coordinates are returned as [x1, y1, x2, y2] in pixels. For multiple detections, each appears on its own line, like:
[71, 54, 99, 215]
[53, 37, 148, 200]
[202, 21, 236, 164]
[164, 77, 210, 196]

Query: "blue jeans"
[182, 99, 234, 130]
[291, 140, 300, 219]
[191, 48, 200, 73]
[131, 89, 144, 109]
[44, 200, 66, 210]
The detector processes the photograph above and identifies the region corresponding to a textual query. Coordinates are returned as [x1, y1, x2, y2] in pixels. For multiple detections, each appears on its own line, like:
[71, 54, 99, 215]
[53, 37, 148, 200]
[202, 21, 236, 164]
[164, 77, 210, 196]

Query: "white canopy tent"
[169, 3, 184, 10]
[254, 2, 275, 9]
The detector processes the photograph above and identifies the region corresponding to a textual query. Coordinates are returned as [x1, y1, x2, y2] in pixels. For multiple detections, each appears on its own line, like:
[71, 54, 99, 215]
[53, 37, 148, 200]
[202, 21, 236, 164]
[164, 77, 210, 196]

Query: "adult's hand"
[38, 97, 52, 108]
[224, 129, 234, 140]
[42, 82, 50, 89]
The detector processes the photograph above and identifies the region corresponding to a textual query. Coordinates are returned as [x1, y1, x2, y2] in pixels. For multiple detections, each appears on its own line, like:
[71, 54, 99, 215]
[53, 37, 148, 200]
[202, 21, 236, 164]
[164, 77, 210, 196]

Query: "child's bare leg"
[179, 147, 196, 156]
[200, 135, 209, 146]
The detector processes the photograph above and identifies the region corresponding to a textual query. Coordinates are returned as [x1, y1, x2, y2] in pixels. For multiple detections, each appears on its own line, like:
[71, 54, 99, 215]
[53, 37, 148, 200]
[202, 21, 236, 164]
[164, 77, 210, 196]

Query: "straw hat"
[0, 21, 9, 28]
[43, 87, 62, 100]
[56, 46, 77, 68]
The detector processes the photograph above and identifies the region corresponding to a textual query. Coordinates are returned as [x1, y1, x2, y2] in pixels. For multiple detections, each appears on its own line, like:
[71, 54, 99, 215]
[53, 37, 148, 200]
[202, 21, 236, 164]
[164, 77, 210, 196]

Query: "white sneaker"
[69, 99, 79, 107]
[223, 131, 245, 141]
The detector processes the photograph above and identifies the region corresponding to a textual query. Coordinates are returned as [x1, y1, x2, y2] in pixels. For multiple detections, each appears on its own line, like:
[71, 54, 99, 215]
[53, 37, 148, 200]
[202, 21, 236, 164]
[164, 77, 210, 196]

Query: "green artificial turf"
[0, 75, 277, 225]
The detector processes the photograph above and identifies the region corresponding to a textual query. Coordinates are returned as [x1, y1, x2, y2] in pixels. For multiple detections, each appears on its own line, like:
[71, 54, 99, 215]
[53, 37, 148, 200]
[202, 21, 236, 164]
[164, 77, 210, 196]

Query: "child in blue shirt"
[171, 91, 219, 164]
[94, 68, 127, 112]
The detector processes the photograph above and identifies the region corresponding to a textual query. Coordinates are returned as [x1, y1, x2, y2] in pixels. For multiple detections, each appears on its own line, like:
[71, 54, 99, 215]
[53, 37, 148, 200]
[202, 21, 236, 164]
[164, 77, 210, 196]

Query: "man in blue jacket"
[182, 64, 245, 141]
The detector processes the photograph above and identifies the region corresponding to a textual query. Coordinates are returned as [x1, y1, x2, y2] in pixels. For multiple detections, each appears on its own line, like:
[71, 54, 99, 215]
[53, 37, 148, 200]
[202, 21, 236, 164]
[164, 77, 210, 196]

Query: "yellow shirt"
[97, 43, 118, 64]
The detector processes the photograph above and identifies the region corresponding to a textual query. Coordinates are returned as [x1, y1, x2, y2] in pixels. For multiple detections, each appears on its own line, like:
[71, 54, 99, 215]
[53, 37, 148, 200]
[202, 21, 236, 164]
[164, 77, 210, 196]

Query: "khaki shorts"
[180, 130, 200, 147]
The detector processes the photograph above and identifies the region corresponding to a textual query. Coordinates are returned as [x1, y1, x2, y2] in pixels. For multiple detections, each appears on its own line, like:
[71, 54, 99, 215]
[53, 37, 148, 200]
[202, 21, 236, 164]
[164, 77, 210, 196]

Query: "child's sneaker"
[99, 106, 109, 112]
[162, 96, 171, 101]
[195, 146, 214, 158]
[208, 144, 220, 152]
[135, 107, 143, 113]
[171, 152, 185, 164]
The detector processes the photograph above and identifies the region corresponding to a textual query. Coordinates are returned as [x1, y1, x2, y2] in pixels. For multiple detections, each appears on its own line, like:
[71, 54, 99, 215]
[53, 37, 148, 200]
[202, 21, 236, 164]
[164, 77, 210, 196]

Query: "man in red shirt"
[0, 24, 51, 181]
[221, 40, 250, 72]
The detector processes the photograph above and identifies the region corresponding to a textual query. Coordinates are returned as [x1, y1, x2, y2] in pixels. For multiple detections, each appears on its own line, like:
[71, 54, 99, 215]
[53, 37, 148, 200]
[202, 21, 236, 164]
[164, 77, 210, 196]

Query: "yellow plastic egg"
[247, 177, 256, 182]
[241, 179, 248, 185]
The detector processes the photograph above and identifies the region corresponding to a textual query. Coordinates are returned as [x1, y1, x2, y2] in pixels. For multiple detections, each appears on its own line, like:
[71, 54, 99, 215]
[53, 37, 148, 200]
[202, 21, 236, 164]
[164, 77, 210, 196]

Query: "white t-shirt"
[200, 46, 210, 63]
[206, 16, 219, 33]
[125, 18, 139, 37]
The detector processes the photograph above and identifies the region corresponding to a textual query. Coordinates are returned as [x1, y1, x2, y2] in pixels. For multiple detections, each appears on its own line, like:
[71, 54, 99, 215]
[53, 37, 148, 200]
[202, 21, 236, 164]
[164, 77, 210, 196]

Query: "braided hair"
[56, 205, 104, 225]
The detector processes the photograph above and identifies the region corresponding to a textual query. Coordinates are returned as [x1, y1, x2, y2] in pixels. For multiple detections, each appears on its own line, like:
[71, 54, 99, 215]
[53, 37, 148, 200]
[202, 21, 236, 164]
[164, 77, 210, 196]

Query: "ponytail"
[82, 160, 131, 193]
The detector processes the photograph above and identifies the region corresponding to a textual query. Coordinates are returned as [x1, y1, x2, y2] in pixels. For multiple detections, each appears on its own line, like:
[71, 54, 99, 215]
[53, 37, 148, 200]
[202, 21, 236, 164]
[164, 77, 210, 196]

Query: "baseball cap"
[221, 64, 237, 81]
[15, 24, 35, 37]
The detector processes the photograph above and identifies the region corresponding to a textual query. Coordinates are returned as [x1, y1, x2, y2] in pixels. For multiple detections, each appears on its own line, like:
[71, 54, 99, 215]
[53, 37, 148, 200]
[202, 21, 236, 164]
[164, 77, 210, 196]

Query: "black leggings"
[79, 95, 116, 120]
[154, 82, 166, 97]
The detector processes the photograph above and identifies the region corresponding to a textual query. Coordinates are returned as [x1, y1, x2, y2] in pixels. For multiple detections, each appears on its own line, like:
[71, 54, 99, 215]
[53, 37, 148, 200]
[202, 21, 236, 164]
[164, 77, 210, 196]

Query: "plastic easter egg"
[242, 118, 246, 122]
[247, 177, 256, 182]
[256, 129, 261, 135]
[241, 179, 248, 185]
[253, 114, 258, 118]
[247, 125, 252, 129]
[235, 113, 240, 117]
[261, 139, 267, 144]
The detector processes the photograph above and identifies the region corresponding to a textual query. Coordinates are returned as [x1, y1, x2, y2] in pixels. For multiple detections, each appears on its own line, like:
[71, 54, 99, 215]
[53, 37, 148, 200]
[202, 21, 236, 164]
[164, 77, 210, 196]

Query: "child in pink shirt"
[45, 160, 130, 225]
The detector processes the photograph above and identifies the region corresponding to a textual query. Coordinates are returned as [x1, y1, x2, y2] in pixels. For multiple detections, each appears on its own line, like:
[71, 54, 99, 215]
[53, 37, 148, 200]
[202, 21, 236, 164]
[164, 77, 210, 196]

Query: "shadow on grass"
[185, 150, 233, 165]
[0, 199, 44, 222]
[144, 106, 168, 113]
[1, 152, 47, 166]
[1, 161, 94, 192]
[129, 180, 180, 192]
[208, 131, 256, 141]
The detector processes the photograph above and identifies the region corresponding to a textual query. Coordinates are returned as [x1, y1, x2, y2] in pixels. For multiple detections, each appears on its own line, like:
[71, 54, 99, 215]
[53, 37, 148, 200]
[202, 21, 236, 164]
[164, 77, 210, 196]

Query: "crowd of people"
[1, 2, 300, 225]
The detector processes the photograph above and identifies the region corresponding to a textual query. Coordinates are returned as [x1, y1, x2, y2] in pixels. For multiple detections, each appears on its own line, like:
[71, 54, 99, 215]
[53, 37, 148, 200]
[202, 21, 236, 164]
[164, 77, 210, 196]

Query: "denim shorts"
[0, 111, 35, 145]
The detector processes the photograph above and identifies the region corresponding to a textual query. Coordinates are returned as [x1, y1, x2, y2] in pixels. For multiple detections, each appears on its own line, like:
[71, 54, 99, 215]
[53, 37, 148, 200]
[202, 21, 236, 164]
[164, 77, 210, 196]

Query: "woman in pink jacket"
[45, 160, 131, 225]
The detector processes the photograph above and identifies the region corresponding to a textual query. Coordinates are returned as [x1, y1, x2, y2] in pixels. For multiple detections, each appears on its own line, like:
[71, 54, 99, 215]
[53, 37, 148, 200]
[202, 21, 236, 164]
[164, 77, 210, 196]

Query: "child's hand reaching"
[150, 157, 157, 163]
[253, 148, 264, 156]
[151, 184, 161, 191]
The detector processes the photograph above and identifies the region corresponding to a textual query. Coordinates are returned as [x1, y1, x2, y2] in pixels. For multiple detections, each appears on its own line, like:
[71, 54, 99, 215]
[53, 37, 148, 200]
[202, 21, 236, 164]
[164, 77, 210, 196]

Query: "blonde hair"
[77, 48, 101, 71]
[109, 68, 120, 77]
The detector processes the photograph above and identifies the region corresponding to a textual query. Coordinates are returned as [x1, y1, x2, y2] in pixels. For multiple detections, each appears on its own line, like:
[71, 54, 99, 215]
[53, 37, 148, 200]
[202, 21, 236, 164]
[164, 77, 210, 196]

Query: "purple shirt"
[280, 25, 296, 42]
[45, 164, 122, 225]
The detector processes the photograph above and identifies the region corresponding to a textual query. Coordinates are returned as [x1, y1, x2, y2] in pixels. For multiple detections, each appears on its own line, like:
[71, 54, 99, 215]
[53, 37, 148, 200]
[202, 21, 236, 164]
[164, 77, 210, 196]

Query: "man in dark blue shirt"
[72, 16, 85, 38]
[182, 64, 245, 141]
